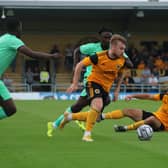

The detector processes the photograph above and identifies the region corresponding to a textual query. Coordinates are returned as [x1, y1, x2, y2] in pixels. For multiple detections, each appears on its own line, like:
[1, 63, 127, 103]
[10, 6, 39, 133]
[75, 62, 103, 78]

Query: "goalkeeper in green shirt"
[0, 17, 60, 120]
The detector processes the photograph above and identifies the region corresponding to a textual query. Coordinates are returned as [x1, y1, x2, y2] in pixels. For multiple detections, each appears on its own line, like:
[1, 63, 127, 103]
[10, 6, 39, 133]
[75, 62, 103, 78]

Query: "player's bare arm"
[67, 61, 85, 93]
[73, 47, 81, 70]
[19, 46, 61, 59]
[125, 94, 154, 101]
[113, 71, 124, 101]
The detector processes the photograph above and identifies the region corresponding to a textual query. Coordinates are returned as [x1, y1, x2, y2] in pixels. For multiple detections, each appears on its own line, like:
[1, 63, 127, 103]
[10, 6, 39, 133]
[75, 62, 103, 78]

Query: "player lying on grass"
[101, 93, 167, 132]
[59, 34, 131, 142]
[0, 17, 61, 120]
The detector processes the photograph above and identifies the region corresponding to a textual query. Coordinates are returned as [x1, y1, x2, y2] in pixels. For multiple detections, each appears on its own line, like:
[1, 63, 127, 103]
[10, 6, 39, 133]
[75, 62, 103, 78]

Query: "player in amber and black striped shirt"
[60, 34, 129, 142]
[104, 93, 168, 132]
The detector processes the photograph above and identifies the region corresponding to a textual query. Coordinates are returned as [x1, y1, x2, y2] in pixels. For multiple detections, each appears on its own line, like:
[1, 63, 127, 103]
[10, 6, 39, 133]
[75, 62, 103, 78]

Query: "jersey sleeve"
[89, 54, 98, 64]
[82, 57, 92, 66]
[10, 37, 24, 50]
[80, 43, 96, 55]
[82, 54, 98, 66]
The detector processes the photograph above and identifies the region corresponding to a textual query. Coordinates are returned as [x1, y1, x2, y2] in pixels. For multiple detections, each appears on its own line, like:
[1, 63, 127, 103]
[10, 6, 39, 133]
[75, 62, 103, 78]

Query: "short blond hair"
[110, 34, 127, 45]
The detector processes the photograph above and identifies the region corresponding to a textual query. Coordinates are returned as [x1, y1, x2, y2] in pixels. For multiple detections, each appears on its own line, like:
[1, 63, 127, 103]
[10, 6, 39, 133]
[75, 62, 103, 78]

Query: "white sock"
[67, 113, 72, 121]
[84, 131, 91, 136]
[102, 113, 105, 119]
[52, 122, 57, 128]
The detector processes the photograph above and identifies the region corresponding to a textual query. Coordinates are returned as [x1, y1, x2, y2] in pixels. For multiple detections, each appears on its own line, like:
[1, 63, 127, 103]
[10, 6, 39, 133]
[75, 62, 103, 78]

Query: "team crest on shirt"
[95, 89, 100, 94]
[116, 64, 121, 70]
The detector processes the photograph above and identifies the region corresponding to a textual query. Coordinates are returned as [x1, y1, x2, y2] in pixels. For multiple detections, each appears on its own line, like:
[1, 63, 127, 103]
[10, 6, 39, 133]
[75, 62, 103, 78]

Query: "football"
[137, 124, 153, 141]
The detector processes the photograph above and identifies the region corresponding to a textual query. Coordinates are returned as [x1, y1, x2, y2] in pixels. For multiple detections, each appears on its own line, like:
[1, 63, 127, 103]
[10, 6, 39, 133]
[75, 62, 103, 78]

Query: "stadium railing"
[6, 83, 168, 93]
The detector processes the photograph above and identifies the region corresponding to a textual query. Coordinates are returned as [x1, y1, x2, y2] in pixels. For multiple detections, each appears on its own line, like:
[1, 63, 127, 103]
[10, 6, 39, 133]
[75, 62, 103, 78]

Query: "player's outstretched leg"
[70, 96, 89, 131]
[59, 112, 71, 129]
[0, 97, 17, 120]
[46, 107, 73, 137]
[47, 115, 64, 137]
[114, 120, 145, 132]
[59, 111, 89, 129]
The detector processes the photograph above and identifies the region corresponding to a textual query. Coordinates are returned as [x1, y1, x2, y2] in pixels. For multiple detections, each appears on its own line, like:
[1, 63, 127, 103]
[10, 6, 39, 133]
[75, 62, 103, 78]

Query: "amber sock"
[126, 120, 145, 130]
[103, 110, 124, 119]
[72, 112, 88, 121]
[85, 108, 99, 132]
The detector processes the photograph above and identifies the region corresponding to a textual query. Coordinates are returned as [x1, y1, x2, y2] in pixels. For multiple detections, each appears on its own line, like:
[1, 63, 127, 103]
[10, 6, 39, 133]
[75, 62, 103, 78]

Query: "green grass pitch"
[0, 99, 168, 168]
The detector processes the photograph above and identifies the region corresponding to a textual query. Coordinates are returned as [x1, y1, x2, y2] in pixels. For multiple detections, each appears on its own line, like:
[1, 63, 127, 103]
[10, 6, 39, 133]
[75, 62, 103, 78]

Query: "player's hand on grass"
[125, 95, 133, 101]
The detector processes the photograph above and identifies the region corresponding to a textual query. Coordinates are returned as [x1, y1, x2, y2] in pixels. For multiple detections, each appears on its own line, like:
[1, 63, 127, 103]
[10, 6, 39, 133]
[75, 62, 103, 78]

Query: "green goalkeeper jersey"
[0, 33, 24, 76]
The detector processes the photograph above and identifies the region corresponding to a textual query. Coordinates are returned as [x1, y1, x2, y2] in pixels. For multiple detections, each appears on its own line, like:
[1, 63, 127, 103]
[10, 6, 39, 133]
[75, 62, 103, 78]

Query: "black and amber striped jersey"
[82, 50, 125, 92]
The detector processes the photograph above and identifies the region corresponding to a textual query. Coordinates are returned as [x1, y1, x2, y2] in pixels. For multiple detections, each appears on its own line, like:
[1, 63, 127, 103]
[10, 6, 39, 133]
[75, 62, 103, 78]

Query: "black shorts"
[86, 81, 109, 107]
[142, 110, 165, 131]
[142, 110, 154, 120]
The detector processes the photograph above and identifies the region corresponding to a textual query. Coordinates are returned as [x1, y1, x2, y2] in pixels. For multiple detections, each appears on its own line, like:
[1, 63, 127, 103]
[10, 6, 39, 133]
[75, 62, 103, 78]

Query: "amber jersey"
[82, 50, 126, 92]
[153, 93, 168, 130]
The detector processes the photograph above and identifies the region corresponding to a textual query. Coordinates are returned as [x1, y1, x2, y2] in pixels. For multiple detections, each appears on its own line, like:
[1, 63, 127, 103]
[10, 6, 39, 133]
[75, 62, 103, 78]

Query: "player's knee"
[122, 108, 140, 120]
[93, 104, 103, 112]
[146, 116, 156, 123]
[145, 116, 159, 130]
[122, 108, 132, 116]
[5, 106, 17, 117]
